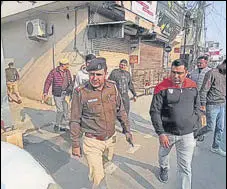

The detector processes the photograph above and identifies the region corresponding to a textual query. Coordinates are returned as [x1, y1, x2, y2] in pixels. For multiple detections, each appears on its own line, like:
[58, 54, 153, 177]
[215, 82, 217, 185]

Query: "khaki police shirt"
[70, 80, 130, 148]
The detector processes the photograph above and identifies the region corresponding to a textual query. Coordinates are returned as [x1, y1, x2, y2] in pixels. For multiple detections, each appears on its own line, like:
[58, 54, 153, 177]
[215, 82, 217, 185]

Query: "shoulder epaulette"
[74, 85, 85, 94]
[106, 79, 116, 84]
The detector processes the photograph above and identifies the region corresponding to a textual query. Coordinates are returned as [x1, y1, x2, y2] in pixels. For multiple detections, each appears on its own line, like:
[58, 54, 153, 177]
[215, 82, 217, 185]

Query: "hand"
[42, 94, 48, 103]
[125, 132, 133, 146]
[200, 106, 206, 112]
[133, 96, 137, 102]
[72, 147, 81, 159]
[159, 134, 169, 148]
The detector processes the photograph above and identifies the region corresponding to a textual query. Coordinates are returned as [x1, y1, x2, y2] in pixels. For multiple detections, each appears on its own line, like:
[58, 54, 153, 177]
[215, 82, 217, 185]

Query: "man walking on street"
[199, 59, 226, 157]
[70, 57, 133, 189]
[150, 59, 200, 189]
[43, 58, 72, 132]
[5, 62, 22, 104]
[109, 59, 137, 133]
[73, 54, 96, 89]
[189, 55, 211, 91]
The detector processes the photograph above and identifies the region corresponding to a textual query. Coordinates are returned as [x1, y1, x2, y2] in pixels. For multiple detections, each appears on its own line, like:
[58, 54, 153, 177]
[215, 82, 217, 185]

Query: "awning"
[141, 32, 169, 43]
[87, 21, 126, 26]
[87, 20, 149, 39]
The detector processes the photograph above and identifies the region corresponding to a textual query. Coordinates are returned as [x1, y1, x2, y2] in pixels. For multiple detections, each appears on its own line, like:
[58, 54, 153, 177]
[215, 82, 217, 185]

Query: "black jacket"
[108, 69, 137, 97]
[150, 78, 201, 136]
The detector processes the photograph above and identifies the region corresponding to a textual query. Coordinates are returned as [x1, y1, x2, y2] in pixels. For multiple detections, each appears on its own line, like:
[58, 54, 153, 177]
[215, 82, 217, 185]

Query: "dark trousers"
[121, 93, 130, 115]
[121, 93, 130, 134]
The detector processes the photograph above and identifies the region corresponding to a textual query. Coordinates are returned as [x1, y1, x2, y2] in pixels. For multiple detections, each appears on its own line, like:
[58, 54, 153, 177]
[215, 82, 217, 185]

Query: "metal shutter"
[92, 38, 130, 54]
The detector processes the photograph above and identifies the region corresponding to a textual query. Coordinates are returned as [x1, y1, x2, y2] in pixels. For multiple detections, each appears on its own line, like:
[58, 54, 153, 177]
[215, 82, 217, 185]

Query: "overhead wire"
[206, 13, 225, 41]
[210, 5, 226, 20]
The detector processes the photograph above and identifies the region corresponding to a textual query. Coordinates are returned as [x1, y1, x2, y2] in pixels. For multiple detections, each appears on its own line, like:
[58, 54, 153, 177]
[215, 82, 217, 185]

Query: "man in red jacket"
[150, 59, 200, 189]
[43, 58, 72, 132]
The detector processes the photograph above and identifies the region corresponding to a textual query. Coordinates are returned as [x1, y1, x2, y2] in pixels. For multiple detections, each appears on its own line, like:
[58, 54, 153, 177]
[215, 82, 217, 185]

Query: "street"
[20, 96, 226, 189]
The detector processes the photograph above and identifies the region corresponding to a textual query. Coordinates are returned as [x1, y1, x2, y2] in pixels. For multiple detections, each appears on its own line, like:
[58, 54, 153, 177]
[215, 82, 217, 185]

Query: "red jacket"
[150, 77, 201, 136]
[43, 66, 72, 97]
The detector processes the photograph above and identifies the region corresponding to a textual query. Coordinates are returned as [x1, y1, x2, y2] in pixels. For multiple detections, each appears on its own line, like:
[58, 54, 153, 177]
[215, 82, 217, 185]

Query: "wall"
[1, 40, 13, 127]
[1, 1, 55, 18]
[169, 35, 183, 67]
[1, 7, 89, 100]
[99, 51, 129, 74]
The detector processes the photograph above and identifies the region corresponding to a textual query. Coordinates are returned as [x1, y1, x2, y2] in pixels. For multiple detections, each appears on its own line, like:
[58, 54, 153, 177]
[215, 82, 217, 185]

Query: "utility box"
[26, 19, 47, 41]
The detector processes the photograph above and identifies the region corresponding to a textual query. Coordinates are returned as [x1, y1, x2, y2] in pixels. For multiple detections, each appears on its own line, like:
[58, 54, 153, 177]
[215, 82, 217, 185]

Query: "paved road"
[23, 112, 226, 189]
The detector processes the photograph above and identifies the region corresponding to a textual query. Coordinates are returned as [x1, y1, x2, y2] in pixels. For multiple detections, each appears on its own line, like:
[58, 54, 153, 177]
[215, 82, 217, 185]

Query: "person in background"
[5, 62, 22, 104]
[43, 58, 72, 132]
[73, 54, 96, 89]
[108, 59, 137, 133]
[189, 55, 211, 91]
[199, 59, 226, 157]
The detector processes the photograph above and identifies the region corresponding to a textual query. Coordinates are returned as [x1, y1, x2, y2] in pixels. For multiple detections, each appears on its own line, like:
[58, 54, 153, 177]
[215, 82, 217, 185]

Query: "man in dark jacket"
[188, 55, 211, 91]
[150, 59, 200, 189]
[199, 59, 226, 157]
[109, 59, 137, 133]
[43, 58, 72, 132]
[109, 59, 137, 115]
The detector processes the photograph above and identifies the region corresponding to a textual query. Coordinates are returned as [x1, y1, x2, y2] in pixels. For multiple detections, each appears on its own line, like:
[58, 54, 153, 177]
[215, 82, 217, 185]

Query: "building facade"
[1, 1, 184, 100]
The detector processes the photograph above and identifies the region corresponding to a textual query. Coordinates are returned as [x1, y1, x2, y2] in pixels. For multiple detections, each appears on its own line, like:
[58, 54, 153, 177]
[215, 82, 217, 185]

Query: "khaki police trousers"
[7, 81, 21, 101]
[83, 132, 116, 186]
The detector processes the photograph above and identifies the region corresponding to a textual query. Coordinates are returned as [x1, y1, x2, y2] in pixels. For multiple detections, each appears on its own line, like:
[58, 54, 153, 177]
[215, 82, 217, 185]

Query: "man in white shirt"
[73, 54, 96, 90]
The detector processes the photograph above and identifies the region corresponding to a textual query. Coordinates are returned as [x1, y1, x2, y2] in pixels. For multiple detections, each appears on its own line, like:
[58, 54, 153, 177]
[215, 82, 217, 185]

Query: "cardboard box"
[1, 129, 24, 148]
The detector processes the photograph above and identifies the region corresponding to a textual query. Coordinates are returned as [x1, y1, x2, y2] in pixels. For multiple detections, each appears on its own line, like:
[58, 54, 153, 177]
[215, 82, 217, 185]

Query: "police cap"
[8, 62, 14, 66]
[86, 57, 107, 71]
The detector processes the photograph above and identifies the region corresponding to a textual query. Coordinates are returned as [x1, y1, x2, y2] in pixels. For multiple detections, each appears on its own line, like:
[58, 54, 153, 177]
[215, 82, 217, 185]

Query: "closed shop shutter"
[92, 38, 130, 54]
[133, 42, 166, 90]
[92, 36, 130, 74]
[139, 43, 163, 69]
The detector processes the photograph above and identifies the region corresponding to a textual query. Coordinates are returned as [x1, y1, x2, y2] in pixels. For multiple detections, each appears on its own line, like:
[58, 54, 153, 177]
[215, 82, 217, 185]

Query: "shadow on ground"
[20, 107, 64, 133]
[113, 155, 159, 188]
[24, 134, 92, 189]
[24, 130, 160, 189]
[116, 112, 157, 137]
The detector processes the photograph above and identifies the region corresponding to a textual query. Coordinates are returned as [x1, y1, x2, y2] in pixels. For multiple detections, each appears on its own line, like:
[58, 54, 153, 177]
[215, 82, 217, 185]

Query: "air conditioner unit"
[26, 19, 47, 40]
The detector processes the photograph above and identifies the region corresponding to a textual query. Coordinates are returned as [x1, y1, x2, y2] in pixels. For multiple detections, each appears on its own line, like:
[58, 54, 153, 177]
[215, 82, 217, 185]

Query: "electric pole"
[192, 1, 206, 67]
[183, 11, 191, 59]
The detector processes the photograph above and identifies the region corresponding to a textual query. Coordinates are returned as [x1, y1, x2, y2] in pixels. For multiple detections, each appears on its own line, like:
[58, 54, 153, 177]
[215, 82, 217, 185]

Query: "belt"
[7, 80, 16, 82]
[85, 133, 112, 141]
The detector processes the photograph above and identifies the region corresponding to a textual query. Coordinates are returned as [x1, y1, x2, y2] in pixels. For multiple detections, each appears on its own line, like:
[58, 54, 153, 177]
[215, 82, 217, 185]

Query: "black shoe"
[54, 125, 59, 132]
[159, 167, 168, 183]
[122, 128, 126, 134]
[197, 135, 205, 142]
[59, 127, 67, 132]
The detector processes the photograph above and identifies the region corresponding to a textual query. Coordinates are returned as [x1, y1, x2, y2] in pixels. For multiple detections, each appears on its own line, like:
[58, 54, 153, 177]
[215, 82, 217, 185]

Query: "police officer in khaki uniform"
[70, 57, 133, 188]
